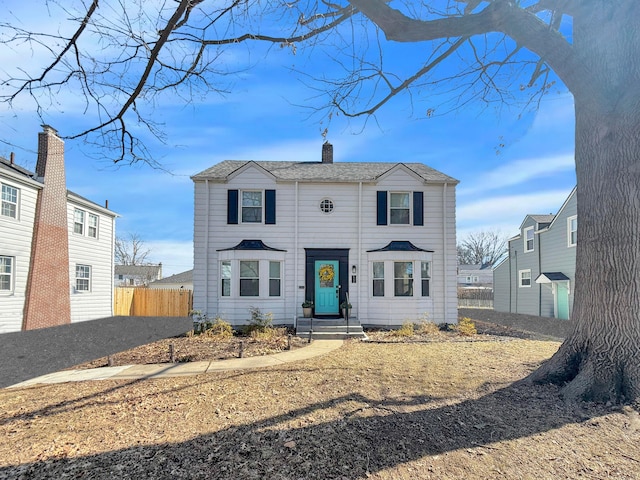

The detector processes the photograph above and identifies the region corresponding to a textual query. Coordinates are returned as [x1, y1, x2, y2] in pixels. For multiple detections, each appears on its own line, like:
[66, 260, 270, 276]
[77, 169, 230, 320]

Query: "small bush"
[390, 321, 415, 337]
[242, 307, 274, 335]
[201, 318, 234, 339]
[415, 320, 440, 335]
[438, 323, 456, 332]
[456, 317, 477, 336]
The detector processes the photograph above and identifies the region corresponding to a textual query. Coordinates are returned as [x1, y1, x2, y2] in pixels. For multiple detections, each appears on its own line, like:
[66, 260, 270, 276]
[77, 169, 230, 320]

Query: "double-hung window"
[567, 216, 577, 247]
[241, 191, 263, 223]
[269, 261, 281, 297]
[221, 261, 231, 296]
[389, 193, 410, 225]
[372, 262, 384, 296]
[519, 269, 532, 288]
[74, 208, 85, 235]
[524, 226, 534, 252]
[88, 213, 99, 238]
[0, 256, 14, 292]
[394, 261, 413, 296]
[421, 261, 431, 297]
[1, 183, 18, 219]
[76, 264, 91, 292]
[239, 260, 259, 296]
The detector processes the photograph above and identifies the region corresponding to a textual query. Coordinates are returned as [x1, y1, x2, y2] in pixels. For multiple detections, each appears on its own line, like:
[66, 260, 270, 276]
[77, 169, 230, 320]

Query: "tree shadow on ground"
[1, 379, 609, 479]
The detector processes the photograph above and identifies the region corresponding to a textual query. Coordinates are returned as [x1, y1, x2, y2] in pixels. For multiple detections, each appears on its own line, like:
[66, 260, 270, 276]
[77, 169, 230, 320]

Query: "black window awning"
[367, 241, 433, 253]
[217, 239, 286, 252]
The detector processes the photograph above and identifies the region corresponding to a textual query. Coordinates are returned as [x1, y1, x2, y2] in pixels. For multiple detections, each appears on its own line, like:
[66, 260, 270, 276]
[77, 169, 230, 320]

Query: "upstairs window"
[74, 208, 85, 234]
[376, 191, 424, 226]
[1, 183, 18, 219]
[0, 256, 13, 292]
[241, 191, 263, 223]
[389, 193, 410, 224]
[567, 216, 577, 247]
[88, 213, 99, 238]
[524, 226, 534, 252]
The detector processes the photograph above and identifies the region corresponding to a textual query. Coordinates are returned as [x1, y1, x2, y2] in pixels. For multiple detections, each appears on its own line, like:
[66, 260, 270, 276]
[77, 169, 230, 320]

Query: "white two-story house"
[0, 126, 117, 333]
[493, 187, 577, 319]
[191, 143, 458, 328]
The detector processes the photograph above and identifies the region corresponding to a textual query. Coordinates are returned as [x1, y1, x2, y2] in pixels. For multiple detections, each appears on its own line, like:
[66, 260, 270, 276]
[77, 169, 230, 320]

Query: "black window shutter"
[227, 190, 238, 224]
[265, 189, 276, 224]
[413, 191, 424, 226]
[377, 191, 388, 225]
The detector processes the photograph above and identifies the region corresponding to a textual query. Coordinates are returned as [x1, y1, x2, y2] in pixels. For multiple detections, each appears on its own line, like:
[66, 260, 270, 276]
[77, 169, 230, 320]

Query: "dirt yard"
[2, 326, 639, 479]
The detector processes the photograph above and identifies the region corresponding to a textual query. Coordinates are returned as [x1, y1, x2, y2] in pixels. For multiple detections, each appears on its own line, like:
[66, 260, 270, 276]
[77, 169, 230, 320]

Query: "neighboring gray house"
[493, 187, 577, 319]
[457, 264, 493, 288]
[149, 269, 193, 290]
[191, 143, 459, 327]
[114, 264, 162, 287]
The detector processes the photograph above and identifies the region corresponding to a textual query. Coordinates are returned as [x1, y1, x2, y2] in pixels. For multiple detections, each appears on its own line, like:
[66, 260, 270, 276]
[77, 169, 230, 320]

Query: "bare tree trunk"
[528, 2, 640, 404]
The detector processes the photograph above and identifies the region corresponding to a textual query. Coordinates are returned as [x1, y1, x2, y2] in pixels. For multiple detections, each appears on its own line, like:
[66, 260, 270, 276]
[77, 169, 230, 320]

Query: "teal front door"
[556, 282, 570, 320]
[314, 260, 339, 315]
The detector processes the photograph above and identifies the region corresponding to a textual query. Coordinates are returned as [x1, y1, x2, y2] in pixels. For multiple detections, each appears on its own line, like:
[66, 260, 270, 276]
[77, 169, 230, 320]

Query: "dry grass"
[2, 337, 639, 479]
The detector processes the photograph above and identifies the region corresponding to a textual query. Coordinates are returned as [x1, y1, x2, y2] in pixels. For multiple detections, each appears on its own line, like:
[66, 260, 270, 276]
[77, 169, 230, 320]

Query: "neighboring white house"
[457, 264, 493, 288]
[114, 264, 163, 287]
[0, 126, 117, 333]
[191, 143, 458, 328]
[493, 187, 577, 320]
[149, 269, 193, 290]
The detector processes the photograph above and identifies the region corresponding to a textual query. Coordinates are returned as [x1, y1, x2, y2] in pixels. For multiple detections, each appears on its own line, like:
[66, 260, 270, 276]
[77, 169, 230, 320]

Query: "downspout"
[294, 181, 299, 327]
[538, 231, 542, 316]
[514, 250, 518, 312]
[443, 183, 449, 323]
[204, 179, 210, 315]
[508, 243, 512, 312]
[110, 208, 116, 315]
[358, 182, 362, 322]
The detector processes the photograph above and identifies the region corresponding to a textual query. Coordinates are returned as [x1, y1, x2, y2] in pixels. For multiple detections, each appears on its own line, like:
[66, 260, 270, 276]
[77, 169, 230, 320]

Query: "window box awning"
[536, 272, 570, 284]
[217, 239, 286, 252]
[367, 241, 433, 252]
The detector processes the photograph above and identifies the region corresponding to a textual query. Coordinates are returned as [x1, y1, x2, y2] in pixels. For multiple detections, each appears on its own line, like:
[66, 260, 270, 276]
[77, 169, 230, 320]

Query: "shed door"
[314, 261, 339, 314]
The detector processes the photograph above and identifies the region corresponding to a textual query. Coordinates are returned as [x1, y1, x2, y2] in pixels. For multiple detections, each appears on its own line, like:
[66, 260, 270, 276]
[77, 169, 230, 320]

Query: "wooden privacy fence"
[114, 288, 193, 316]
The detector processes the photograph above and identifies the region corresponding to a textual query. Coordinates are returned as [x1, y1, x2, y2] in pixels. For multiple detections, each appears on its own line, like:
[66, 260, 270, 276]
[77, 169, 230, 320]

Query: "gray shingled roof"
[530, 214, 555, 224]
[192, 160, 458, 184]
[115, 265, 162, 276]
[152, 269, 193, 284]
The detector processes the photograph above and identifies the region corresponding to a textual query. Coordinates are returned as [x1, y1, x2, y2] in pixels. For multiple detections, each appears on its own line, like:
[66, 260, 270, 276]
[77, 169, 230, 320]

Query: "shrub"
[242, 306, 274, 335]
[390, 321, 415, 337]
[202, 317, 234, 339]
[438, 323, 456, 332]
[415, 320, 440, 335]
[456, 317, 477, 336]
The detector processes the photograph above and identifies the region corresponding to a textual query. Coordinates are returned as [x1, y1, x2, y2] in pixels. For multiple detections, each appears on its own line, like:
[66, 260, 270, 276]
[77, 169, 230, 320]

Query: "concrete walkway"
[7, 340, 343, 389]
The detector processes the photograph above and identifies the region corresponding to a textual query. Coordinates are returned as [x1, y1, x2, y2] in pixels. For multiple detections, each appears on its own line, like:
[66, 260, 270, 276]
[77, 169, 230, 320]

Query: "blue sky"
[0, 1, 576, 277]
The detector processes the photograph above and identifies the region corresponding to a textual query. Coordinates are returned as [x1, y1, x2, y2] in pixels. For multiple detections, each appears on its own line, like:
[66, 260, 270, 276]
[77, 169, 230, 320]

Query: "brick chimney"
[322, 141, 333, 164]
[23, 125, 71, 330]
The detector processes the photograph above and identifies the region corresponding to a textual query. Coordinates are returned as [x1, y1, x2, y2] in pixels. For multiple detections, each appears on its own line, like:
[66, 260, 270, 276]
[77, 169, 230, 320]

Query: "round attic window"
[320, 198, 334, 214]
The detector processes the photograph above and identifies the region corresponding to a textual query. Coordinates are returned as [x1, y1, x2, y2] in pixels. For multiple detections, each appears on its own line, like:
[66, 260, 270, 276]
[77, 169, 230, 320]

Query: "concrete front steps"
[296, 317, 367, 340]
